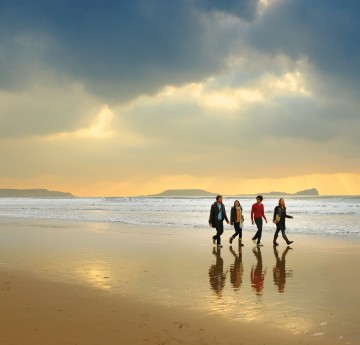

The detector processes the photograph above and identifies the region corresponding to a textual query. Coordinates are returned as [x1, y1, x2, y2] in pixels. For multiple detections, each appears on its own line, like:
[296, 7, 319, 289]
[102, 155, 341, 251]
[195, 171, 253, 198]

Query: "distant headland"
[0, 189, 75, 198]
[149, 188, 319, 197]
[149, 189, 218, 197]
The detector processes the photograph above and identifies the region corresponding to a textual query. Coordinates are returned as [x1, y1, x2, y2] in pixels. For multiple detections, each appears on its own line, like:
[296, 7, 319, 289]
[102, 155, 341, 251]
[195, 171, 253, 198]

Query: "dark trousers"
[274, 223, 285, 238]
[213, 219, 224, 245]
[231, 222, 242, 239]
[274, 223, 290, 244]
[252, 218, 263, 244]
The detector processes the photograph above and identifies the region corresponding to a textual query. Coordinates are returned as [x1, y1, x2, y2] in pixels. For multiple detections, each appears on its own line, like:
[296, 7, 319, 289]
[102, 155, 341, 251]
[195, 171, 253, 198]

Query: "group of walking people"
[208, 195, 294, 247]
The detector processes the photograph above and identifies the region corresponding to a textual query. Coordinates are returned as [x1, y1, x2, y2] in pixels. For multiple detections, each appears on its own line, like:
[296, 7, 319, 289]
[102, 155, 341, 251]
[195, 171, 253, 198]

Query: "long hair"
[278, 198, 285, 207]
[234, 200, 241, 207]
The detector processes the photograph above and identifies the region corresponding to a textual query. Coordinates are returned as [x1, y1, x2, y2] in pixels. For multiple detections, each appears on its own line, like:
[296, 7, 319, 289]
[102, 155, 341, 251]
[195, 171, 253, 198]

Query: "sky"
[1, 0, 359, 196]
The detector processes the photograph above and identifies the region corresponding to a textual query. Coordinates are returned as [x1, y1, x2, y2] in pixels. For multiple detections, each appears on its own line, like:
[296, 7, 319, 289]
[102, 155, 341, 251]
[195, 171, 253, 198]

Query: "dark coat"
[209, 202, 229, 227]
[273, 206, 292, 228]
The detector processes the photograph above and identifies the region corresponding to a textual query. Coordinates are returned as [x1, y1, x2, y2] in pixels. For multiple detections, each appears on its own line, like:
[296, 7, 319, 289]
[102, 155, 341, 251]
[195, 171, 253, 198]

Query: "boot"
[283, 233, 293, 245]
[238, 238, 244, 247]
[229, 236, 234, 244]
[273, 234, 279, 246]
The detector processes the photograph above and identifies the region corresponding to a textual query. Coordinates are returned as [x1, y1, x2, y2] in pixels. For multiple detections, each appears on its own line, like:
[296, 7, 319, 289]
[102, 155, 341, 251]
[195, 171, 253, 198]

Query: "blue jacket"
[209, 202, 229, 227]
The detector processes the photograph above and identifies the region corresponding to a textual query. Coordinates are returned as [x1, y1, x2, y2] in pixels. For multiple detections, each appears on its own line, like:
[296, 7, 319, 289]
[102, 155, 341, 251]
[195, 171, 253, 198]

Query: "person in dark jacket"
[229, 200, 244, 246]
[273, 198, 294, 246]
[209, 195, 229, 247]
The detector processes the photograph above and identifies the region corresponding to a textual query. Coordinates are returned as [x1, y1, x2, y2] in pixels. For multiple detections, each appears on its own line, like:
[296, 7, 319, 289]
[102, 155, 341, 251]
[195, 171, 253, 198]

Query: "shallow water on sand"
[0, 218, 359, 344]
[0, 196, 359, 237]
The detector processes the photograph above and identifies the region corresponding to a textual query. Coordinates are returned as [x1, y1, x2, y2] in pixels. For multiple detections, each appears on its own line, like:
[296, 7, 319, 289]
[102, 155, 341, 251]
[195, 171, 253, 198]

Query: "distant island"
[259, 188, 319, 196]
[0, 188, 75, 198]
[149, 188, 319, 197]
[149, 189, 218, 197]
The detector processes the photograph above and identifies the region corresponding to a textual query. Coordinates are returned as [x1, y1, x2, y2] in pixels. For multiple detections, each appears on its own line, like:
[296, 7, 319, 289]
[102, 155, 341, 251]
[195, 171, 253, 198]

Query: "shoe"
[252, 239, 257, 244]
[287, 241, 294, 245]
[273, 242, 279, 246]
[239, 239, 244, 247]
[217, 244, 223, 248]
[212, 238, 216, 246]
[257, 243, 263, 246]
[229, 237, 233, 244]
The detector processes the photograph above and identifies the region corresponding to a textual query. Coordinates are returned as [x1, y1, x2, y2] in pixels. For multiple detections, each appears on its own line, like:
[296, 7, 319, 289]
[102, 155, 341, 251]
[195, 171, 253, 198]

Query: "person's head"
[216, 195, 223, 203]
[234, 200, 240, 207]
[256, 195, 263, 203]
[279, 198, 285, 207]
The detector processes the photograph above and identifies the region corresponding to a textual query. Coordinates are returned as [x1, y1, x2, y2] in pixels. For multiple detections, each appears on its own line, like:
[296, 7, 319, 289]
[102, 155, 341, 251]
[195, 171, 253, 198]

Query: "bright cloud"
[0, 0, 359, 196]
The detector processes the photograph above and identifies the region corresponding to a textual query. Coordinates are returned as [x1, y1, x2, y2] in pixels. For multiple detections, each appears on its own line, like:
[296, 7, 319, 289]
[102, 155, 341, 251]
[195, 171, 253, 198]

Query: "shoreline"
[0, 217, 359, 344]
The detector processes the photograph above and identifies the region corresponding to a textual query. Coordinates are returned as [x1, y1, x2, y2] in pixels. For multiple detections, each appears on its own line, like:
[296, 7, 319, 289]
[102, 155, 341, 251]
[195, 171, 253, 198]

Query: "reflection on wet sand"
[229, 244, 243, 291]
[208, 247, 226, 298]
[250, 246, 267, 295]
[273, 246, 293, 293]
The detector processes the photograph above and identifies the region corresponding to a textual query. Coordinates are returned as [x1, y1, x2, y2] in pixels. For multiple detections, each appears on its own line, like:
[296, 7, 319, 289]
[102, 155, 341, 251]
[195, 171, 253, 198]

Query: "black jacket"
[209, 202, 229, 227]
[273, 206, 292, 225]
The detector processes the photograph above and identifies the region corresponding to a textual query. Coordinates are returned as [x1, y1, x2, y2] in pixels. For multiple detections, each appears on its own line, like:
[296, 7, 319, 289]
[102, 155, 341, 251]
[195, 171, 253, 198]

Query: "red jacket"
[251, 203, 267, 222]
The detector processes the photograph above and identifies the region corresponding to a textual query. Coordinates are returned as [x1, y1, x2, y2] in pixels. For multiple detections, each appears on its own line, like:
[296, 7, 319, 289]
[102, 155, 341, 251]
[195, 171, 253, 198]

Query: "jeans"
[231, 222, 242, 239]
[252, 218, 263, 244]
[212, 219, 224, 245]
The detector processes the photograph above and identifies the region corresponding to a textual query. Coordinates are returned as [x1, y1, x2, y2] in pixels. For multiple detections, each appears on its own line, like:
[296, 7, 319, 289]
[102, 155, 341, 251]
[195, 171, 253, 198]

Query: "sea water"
[0, 196, 359, 238]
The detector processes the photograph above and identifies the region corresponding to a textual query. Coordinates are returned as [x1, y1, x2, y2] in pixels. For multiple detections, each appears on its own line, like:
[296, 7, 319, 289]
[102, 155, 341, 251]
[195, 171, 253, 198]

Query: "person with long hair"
[229, 200, 244, 246]
[273, 198, 294, 246]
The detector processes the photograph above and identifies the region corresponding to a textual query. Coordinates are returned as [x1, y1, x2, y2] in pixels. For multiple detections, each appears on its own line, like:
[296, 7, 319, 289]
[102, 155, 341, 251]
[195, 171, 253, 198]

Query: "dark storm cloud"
[196, 0, 259, 19]
[2, 0, 360, 98]
[247, 0, 360, 92]
[0, 0, 259, 99]
[1, 0, 360, 150]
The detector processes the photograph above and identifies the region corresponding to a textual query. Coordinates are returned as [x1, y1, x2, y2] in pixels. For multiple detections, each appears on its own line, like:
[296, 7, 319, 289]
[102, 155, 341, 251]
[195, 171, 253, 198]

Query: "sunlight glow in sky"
[0, 0, 359, 196]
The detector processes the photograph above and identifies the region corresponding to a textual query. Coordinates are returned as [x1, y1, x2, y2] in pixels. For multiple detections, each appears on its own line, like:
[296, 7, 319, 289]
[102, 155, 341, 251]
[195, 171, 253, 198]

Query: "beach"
[0, 217, 359, 344]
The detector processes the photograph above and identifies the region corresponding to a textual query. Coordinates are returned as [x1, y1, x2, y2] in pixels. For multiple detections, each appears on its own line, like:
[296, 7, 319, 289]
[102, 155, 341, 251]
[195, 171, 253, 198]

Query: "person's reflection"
[209, 247, 226, 298]
[273, 246, 293, 293]
[229, 244, 243, 291]
[250, 246, 267, 295]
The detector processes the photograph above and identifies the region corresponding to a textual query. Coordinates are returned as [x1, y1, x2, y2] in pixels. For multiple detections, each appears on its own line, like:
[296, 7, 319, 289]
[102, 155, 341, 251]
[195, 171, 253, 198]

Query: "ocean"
[0, 196, 359, 238]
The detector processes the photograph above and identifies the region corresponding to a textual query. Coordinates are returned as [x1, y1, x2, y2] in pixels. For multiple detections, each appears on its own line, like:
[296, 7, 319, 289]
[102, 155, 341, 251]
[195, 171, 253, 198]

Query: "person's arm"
[273, 206, 277, 223]
[209, 205, 214, 225]
[262, 204, 268, 223]
[285, 208, 293, 219]
[230, 207, 234, 225]
[223, 205, 229, 223]
[251, 205, 254, 224]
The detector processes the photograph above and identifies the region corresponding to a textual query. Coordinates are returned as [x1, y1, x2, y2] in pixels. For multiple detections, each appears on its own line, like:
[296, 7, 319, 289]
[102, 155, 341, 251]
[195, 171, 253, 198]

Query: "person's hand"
[252, 221, 254, 225]
[226, 221, 230, 224]
[209, 223, 212, 227]
[290, 216, 294, 219]
[273, 220, 277, 224]
[265, 219, 268, 223]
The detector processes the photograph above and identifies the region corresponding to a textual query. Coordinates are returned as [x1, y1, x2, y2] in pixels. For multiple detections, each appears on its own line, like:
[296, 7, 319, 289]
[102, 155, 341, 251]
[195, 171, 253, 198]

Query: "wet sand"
[0, 218, 359, 344]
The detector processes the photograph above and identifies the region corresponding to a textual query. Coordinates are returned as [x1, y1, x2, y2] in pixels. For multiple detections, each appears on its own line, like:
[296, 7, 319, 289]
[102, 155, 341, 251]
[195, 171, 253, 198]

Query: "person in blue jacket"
[209, 195, 229, 247]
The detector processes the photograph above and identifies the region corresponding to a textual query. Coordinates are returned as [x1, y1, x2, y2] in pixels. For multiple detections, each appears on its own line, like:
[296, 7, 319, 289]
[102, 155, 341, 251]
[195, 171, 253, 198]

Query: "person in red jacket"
[251, 195, 267, 246]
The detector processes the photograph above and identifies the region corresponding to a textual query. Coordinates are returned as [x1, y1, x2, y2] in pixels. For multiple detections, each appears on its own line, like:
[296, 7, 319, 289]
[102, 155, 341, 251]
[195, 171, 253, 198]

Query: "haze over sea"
[1, 196, 359, 238]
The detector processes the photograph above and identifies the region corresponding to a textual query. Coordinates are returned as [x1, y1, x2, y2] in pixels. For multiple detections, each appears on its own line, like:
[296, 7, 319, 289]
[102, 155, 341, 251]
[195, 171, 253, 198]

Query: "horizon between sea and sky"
[1, 1, 360, 197]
